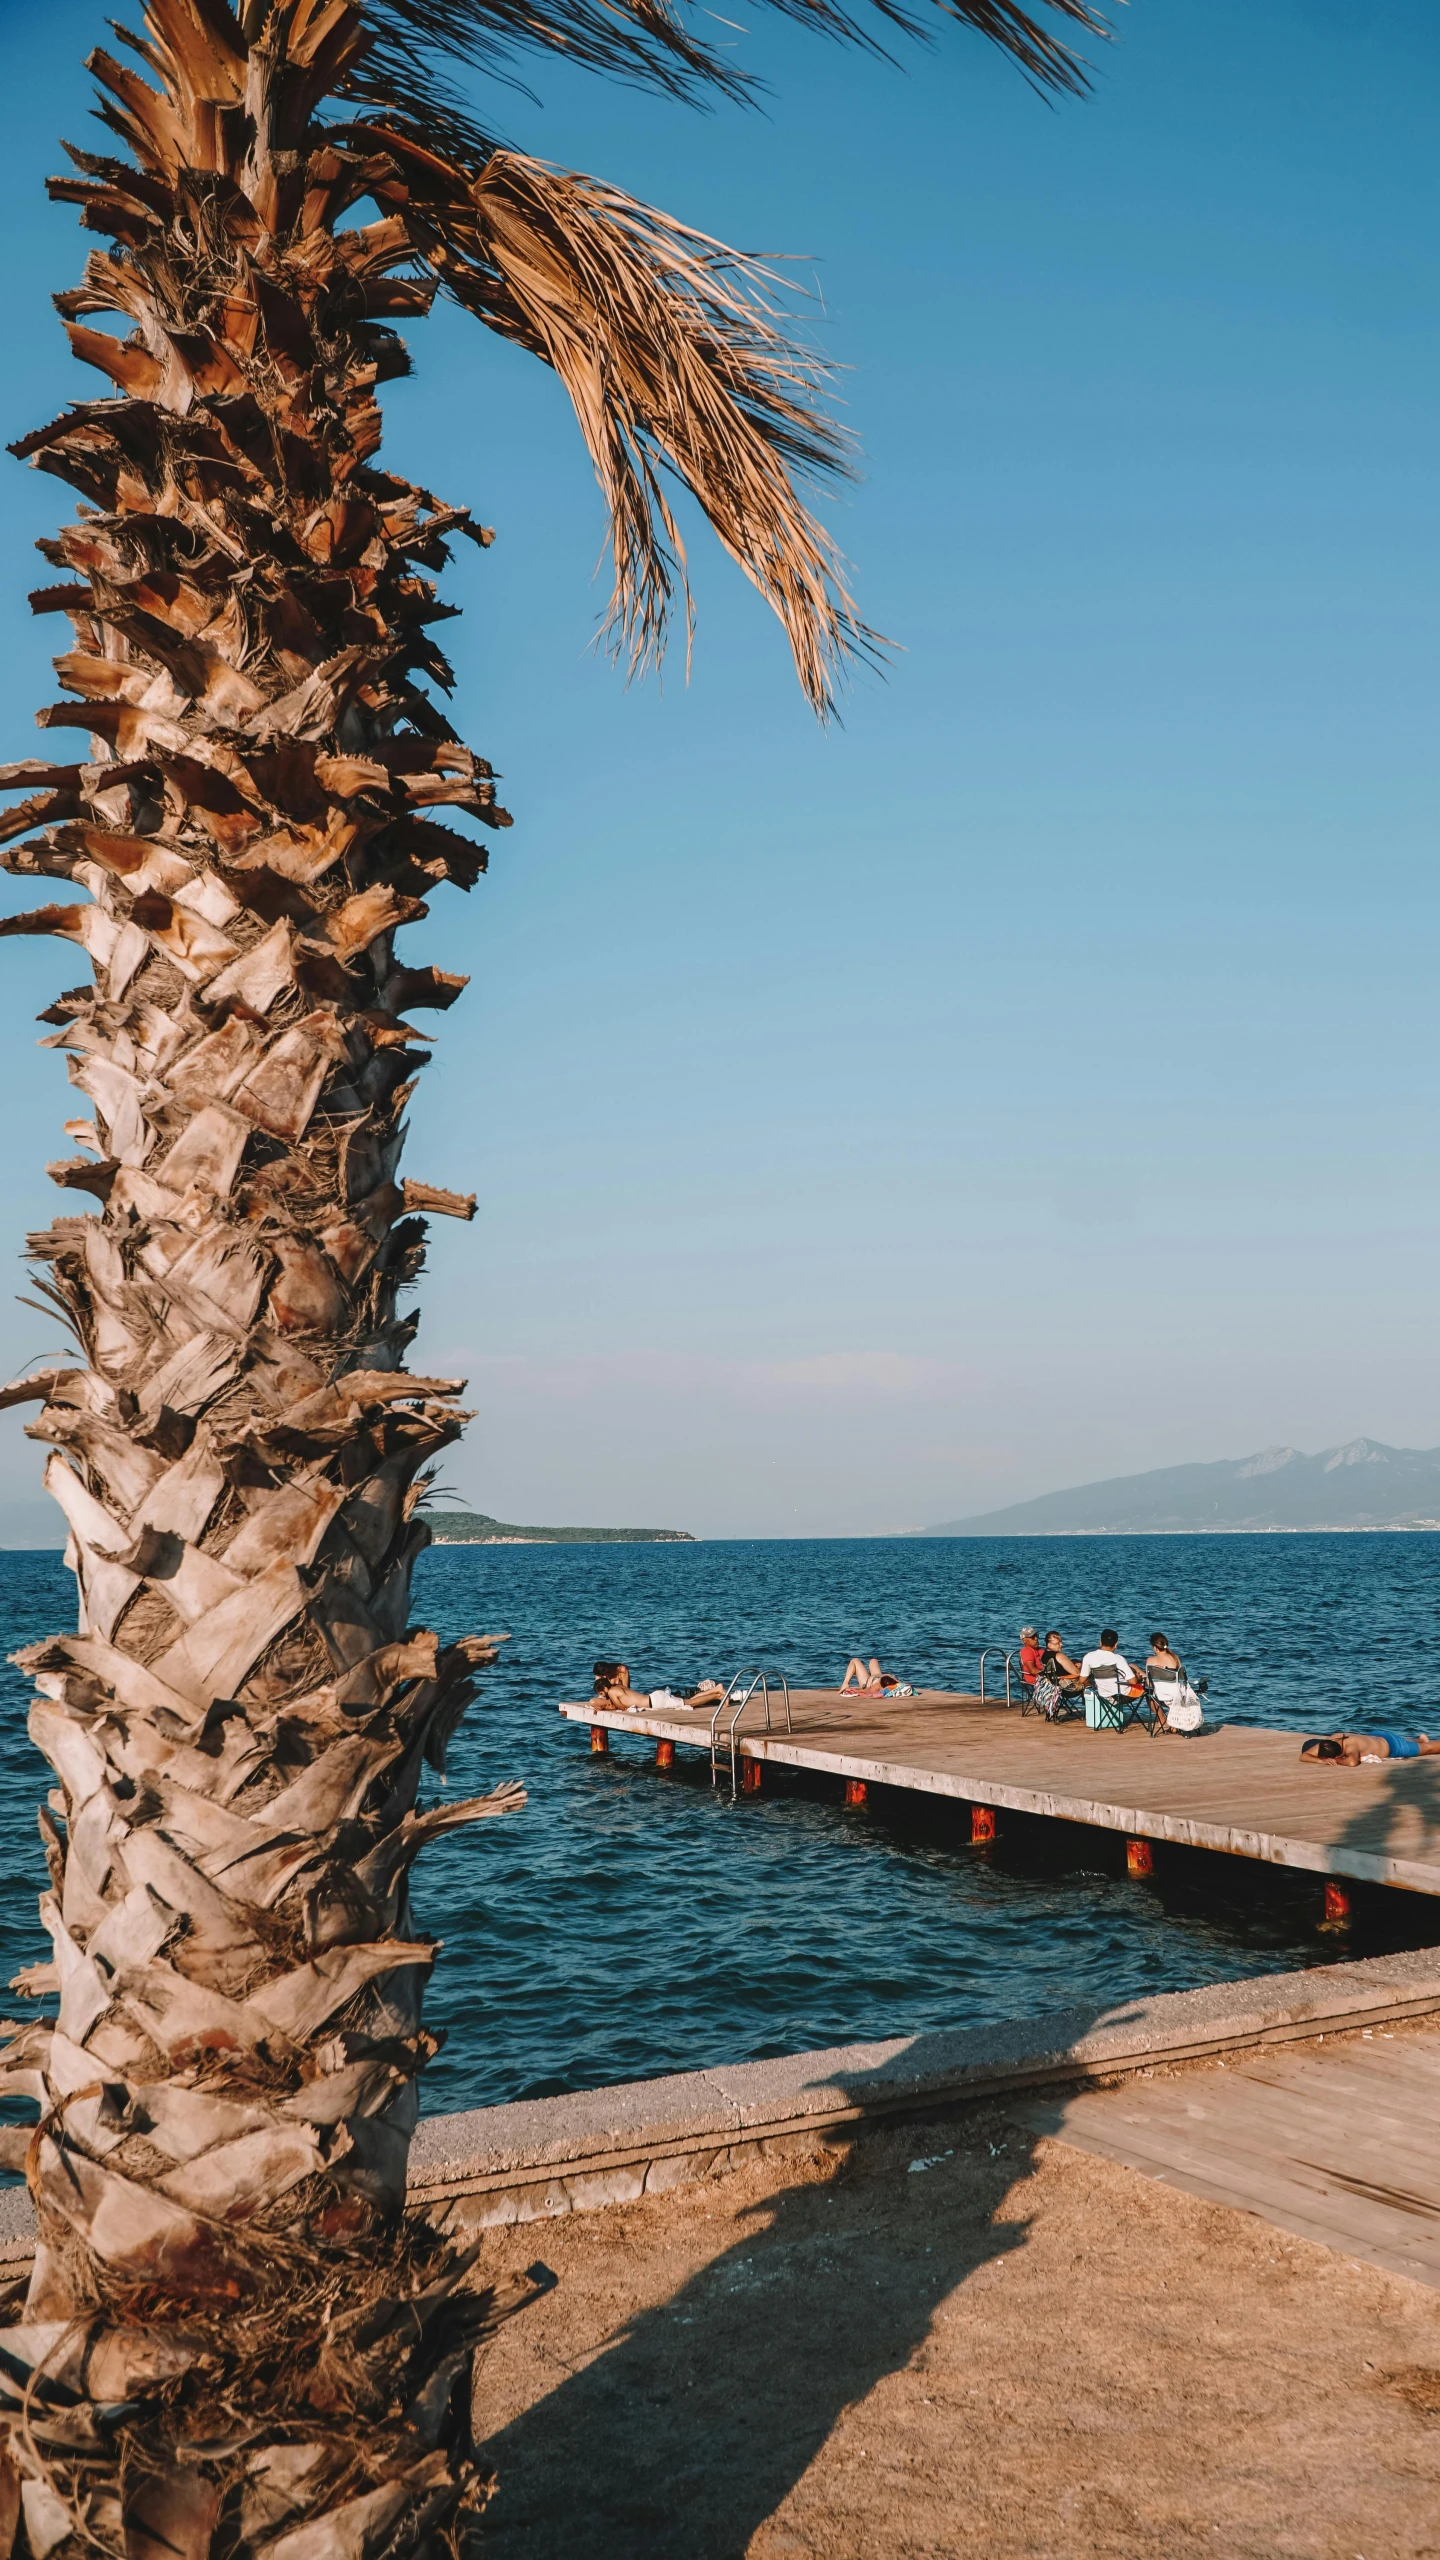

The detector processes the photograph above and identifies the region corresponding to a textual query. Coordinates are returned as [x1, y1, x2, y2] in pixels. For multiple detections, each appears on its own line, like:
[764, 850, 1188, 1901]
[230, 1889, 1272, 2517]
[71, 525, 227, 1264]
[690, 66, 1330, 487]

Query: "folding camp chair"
[1023, 1672, 1083, 1722]
[1139, 1667, 1207, 1738]
[1080, 1665, 1141, 1732]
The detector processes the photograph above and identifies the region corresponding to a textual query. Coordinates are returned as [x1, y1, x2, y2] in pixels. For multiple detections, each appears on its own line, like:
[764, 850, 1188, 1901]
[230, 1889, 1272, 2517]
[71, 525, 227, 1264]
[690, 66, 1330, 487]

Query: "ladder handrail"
[978, 1648, 1016, 1708]
[709, 1669, 792, 1793]
[710, 1668, 761, 1791]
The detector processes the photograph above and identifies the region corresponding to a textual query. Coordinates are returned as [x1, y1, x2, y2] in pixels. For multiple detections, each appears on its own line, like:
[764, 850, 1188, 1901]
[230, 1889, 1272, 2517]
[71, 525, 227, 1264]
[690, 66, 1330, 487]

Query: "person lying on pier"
[1300, 1730, 1440, 1765]
[592, 1661, 725, 1713]
[839, 1656, 910, 1695]
[591, 1660, 651, 1710]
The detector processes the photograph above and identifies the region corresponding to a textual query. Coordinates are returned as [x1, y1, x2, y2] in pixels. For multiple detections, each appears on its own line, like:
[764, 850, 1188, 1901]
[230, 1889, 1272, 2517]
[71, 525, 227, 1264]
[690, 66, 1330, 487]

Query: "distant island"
[920, 1439, 1440, 1536]
[427, 1511, 695, 1545]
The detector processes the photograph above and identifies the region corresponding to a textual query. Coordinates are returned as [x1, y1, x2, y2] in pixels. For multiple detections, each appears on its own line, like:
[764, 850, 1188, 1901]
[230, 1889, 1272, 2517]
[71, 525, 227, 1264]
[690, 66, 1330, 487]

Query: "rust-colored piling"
[739, 1757, 763, 1793]
[1324, 1880, 1352, 1926]
[590, 1726, 610, 1755]
[655, 1738, 676, 1770]
[844, 1778, 869, 1808]
[970, 1804, 996, 1845]
[1126, 1838, 1154, 1880]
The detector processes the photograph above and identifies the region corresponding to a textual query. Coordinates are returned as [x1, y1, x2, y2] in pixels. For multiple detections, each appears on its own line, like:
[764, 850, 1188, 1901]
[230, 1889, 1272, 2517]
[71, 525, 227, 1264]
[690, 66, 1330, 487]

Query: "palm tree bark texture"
[0, 0, 1100, 2549]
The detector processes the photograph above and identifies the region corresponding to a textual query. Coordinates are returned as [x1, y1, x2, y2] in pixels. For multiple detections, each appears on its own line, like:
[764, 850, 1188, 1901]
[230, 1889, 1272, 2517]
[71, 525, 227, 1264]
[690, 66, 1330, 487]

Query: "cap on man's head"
[1020, 1625, 1038, 1640]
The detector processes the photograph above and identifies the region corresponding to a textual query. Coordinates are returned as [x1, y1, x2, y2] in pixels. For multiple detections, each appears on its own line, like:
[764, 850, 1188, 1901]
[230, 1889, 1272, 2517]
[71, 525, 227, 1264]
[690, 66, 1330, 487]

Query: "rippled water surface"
[2, 1533, 1437, 2115]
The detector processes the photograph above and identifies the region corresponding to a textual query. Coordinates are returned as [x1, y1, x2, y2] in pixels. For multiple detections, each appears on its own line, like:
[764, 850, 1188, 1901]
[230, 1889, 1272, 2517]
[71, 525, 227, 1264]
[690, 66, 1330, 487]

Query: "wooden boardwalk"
[559, 1690, 1440, 1896]
[1024, 2023, 1440, 2288]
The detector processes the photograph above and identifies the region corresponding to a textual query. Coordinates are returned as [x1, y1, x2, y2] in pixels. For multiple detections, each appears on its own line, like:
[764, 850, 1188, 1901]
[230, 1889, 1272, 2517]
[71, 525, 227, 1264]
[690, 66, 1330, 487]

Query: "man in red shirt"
[1019, 1627, 1044, 1689]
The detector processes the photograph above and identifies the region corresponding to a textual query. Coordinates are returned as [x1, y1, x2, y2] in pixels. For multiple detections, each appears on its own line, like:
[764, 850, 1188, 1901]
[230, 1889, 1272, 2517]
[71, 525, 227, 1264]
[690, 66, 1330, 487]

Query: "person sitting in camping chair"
[1078, 1631, 1142, 1729]
[1144, 1634, 1206, 1732]
[1028, 1633, 1084, 1719]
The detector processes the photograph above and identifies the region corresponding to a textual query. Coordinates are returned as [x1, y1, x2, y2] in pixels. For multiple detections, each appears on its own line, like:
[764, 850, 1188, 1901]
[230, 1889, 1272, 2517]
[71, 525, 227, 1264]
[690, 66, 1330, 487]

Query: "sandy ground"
[469, 2099, 1440, 2560]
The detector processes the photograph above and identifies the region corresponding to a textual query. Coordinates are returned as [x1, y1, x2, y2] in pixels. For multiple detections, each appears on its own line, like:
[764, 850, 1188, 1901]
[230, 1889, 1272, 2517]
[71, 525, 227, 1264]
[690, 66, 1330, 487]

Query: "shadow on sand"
[474, 2004, 1135, 2558]
[474, 1758, 1440, 2551]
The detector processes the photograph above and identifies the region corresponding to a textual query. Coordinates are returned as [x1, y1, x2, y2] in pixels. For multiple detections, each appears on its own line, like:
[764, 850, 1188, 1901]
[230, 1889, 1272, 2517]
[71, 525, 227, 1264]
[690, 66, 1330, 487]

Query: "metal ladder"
[977, 1649, 1017, 1706]
[709, 1669, 793, 1796]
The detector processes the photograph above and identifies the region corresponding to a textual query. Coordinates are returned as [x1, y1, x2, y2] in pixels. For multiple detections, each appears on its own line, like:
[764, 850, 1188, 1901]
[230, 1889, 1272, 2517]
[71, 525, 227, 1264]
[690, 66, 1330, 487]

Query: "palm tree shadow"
[1325, 1751, 1440, 1892]
[474, 2011, 1125, 2557]
[476, 2151, 1025, 2557]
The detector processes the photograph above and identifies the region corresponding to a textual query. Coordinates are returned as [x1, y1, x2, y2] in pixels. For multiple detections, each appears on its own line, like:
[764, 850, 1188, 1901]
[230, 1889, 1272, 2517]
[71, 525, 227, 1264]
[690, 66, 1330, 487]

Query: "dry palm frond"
[335, 0, 1111, 700]
[353, 0, 1113, 120]
[359, 131, 877, 709]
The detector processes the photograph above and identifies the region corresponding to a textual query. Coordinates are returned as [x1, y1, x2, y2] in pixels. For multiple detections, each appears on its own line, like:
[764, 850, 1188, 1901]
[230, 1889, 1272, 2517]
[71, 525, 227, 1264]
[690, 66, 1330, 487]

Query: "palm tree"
[0, 0, 1102, 2549]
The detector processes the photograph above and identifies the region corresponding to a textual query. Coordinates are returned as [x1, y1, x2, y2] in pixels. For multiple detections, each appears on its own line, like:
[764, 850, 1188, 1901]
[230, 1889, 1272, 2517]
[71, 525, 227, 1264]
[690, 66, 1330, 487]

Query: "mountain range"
[923, 1440, 1440, 1536]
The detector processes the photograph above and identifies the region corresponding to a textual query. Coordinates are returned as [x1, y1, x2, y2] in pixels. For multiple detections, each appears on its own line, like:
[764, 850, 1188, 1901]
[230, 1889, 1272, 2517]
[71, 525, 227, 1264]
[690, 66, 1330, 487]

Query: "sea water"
[0, 1533, 1436, 2116]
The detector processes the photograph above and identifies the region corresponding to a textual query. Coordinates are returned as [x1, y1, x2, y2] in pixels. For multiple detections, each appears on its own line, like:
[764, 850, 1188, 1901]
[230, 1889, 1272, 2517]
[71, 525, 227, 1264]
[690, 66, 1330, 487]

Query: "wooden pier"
[1026, 2020, 1440, 2288]
[559, 1690, 1440, 1899]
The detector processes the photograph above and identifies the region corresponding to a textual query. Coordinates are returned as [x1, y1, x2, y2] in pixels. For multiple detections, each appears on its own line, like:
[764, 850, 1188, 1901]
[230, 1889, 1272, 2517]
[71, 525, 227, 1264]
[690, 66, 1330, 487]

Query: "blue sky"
[0, 0, 1434, 1538]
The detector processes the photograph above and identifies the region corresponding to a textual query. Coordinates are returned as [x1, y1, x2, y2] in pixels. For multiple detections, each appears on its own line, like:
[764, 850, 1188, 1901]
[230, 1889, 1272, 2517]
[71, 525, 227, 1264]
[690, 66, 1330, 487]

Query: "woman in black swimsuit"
[1042, 1632, 1084, 1696]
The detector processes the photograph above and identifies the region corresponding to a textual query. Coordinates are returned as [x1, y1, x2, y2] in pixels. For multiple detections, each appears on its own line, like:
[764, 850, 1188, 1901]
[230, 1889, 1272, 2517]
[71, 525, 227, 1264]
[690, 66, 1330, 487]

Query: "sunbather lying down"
[591, 1660, 725, 1713]
[1301, 1729, 1440, 1764]
[840, 1656, 912, 1696]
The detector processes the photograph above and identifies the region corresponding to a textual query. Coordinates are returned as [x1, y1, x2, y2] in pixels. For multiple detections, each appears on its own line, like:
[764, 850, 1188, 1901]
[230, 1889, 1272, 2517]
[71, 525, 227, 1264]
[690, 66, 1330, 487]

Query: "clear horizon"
[0, 0, 1435, 1542]
[10, 1431, 1440, 1545]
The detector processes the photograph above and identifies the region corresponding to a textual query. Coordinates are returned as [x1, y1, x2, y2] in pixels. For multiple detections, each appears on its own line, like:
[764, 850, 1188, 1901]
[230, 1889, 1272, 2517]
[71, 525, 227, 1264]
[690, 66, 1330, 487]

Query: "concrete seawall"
[3, 1947, 1437, 2271]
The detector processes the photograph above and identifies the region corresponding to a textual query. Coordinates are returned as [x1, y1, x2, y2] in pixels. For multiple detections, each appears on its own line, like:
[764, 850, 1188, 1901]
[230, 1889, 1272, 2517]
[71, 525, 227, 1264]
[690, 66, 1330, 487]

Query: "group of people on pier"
[585, 1642, 1438, 1764]
[1015, 1627, 1203, 1729]
[1019, 1626, 1183, 1712]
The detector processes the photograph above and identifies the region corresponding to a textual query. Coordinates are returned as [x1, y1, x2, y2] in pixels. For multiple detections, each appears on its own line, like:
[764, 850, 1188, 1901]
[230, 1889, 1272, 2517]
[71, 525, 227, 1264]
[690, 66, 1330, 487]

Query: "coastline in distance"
[921, 1440, 1440, 1537]
[428, 1510, 695, 1545]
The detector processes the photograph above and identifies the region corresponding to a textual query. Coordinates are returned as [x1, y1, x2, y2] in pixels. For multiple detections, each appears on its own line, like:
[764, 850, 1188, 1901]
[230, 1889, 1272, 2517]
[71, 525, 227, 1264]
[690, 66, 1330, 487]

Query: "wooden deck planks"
[1021, 2028, 1440, 2288]
[558, 1691, 1440, 1895]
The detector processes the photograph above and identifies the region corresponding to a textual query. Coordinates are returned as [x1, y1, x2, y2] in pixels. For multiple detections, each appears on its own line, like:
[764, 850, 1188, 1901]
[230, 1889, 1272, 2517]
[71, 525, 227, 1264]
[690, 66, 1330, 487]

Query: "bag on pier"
[1163, 1684, 1204, 1732]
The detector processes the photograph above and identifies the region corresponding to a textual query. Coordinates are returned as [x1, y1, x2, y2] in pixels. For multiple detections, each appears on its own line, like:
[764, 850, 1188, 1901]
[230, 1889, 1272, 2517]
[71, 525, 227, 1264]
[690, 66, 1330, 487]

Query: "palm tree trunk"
[0, 3, 526, 2549]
